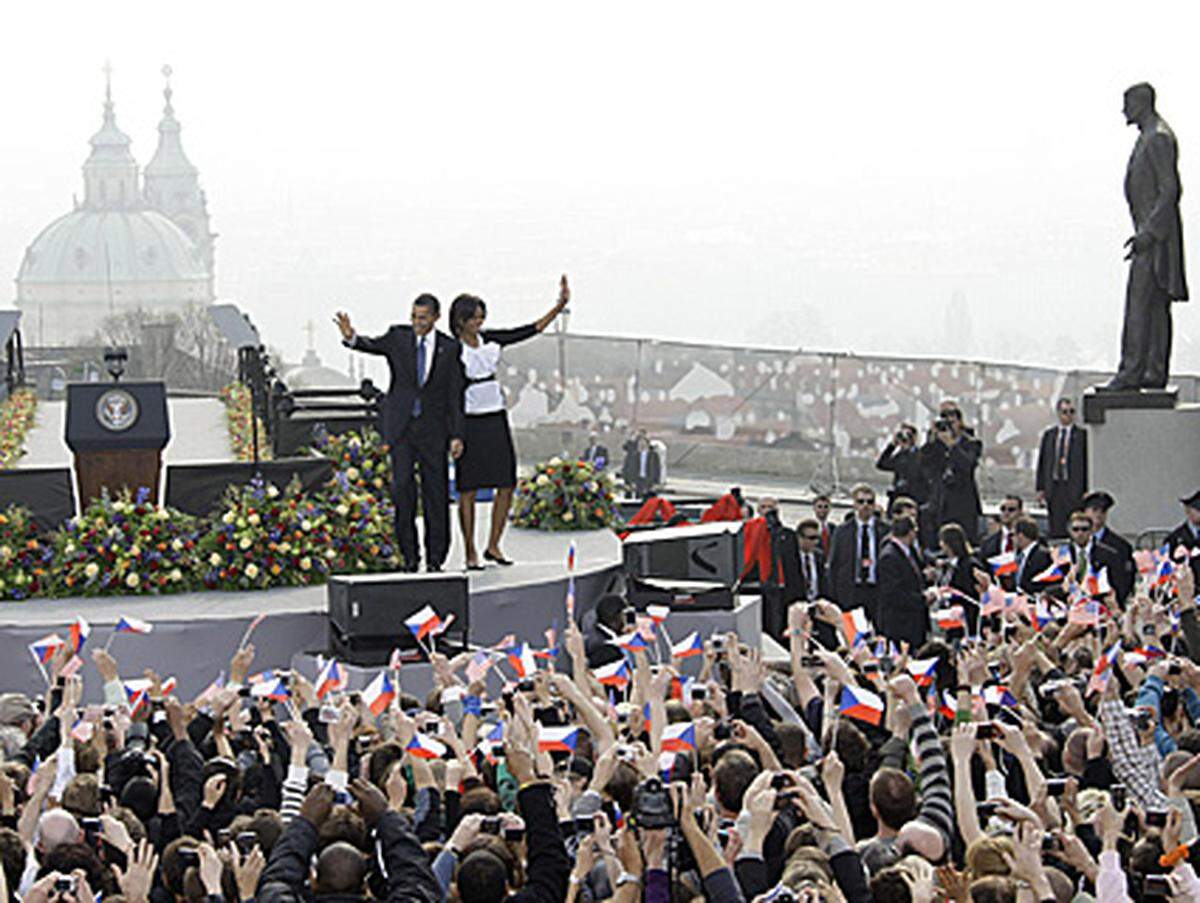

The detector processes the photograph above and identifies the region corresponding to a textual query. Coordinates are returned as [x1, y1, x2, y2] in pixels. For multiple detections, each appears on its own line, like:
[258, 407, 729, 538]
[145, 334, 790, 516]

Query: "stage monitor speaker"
[628, 576, 735, 612]
[327, 572, 469, 665]
[622, 521, 743, 585]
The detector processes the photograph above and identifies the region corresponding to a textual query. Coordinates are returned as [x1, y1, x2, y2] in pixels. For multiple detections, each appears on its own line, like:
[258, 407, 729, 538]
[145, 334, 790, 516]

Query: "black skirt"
[457, 410, 517, 491]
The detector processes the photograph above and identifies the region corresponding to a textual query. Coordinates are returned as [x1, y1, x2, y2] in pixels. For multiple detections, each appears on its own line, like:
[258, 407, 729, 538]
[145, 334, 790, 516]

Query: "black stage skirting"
[165, 458, 334, 517]
[0, 468, 75, 529]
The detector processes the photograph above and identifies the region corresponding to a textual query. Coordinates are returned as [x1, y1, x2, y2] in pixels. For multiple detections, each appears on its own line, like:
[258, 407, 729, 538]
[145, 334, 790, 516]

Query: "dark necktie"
[858, 522, 872, 585]
[1004, 531, 1013, 554]
[413, 336, 427, 417]
[1056, 427, 1069, 481]
[806, 553, 817, 600]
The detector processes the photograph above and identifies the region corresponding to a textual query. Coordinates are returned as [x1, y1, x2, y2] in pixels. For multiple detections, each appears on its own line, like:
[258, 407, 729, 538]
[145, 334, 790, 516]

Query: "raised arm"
[334, 311, 392, 355]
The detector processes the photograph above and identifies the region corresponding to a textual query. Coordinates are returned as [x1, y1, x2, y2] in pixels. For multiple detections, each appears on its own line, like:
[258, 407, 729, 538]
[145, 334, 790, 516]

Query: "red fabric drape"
[618, 496, 680, 540]
[700, 493, 743, 523]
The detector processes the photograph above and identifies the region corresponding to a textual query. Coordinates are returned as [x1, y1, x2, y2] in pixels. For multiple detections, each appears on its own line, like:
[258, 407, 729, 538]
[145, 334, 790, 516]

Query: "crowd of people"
[2, 473, 1200, 902]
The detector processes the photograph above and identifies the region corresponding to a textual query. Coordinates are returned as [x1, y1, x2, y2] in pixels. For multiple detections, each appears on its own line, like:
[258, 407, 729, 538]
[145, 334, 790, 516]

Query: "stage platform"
[0, 527, 623, 698]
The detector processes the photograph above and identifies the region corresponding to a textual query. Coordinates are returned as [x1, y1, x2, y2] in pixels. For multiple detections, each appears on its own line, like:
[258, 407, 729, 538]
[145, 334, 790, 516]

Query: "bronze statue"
[1103, 83, 1188, 391]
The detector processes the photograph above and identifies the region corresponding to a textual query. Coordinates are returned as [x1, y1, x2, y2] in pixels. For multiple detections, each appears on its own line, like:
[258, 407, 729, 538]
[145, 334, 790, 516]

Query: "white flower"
[267, 485, 279, 498]
[536, 474, 550, 487]
[239, 537, 252, 550]
[549, 457, 563, 466]
[172, 539, 184, 552]
[248, 513, 261, 526]
[325, 548, 336, 559]
[301, 519, 313, 532]
[222, 511, 235, 525]
[299, 557, 312, 571]
[169, 568, 182, 582]
[336, 505, 349, 517]
[125, 573, 140, 588]
[129, 545, 141, 557]
[236, 517, 247, 529]
[245, 563, 260, 579]
[209, 553, 221, 566]
[563, 511, 574, 521]
[279, 542, 292, 554]
[157, 509, 169, 521]
[346, 467, 360, 481]
[62, 543, 75, 557]
[84, 562, 99, 579]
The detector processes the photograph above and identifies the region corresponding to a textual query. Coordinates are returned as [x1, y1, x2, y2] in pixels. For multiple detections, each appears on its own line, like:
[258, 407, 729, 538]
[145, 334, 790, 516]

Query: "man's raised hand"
[334, 311, 354, 341]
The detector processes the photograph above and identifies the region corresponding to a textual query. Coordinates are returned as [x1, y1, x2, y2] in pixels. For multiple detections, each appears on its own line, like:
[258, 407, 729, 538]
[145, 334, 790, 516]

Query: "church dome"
[17, 208, 208, 286]
[285, 348, 354, 389]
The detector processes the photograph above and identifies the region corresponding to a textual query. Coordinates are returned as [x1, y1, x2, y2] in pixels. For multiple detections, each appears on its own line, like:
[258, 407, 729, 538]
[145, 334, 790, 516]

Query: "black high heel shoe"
[465, 559, 485, 572]
[484, 550, 515, 566]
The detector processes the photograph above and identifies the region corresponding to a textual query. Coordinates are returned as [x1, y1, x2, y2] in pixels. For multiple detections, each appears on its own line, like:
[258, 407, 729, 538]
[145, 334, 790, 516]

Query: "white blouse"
[461, 340, 505, 415]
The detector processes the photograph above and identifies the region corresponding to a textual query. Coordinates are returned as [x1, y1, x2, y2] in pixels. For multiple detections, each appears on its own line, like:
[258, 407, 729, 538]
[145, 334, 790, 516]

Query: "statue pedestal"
[1083, 386, 1199, 538]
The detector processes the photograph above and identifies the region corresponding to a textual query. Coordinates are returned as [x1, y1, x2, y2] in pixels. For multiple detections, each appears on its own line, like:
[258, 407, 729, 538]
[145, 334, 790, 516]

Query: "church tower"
[143, 65, 216, 290]
[82, 63, 139, 211]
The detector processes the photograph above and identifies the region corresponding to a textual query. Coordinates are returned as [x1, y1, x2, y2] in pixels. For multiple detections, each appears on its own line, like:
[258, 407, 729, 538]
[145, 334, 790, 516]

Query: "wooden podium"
[65, 382, 170, 506]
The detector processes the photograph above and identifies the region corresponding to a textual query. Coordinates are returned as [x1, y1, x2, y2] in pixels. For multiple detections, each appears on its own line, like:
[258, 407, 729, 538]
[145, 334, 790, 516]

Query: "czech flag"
[405, 605, 442, 641]
[1124, 646, 1167, 667]
[661, 721, 697, 752]
[1033, 547, 1071, 584]
[1085, 566, 1112, 598]
[362, 671, 396, 716]
[1031, 597, 1055, 631]
[538, 725, 580, 753]
[617, 632, 649, 653]
[505, 643, 537, 679]
[907, 657, 939, 687]
[406, 732, 447, 760]
[594, 658, 631, 688]
[567, 541, 576, 572]
[115, 616, 153, 635]
[315, 658, 347, 699]
[933, 607, 965, 631]
[838, 684, 885, 726]
[68, 617, 90, 655]
[565, 576, 576, 619]
[671, 631, 704, 659]
[982, 685, 1018, 708]
[1088, 641, 1122, 696]
[646, 604, 671, 626]
[28, 633, 64, 665]
[841, 608, 871, 647]
[124, 678, 153, 713]
[250, 677, 289, 701]
[932, 687, 957, 721]
[160, 676, 177, 696]
[988, 551, 1018, 577]
[534, 627, 559, 661]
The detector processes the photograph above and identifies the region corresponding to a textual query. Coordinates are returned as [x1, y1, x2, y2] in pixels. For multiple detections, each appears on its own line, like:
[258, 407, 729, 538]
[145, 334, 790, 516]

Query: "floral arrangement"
[320, 474, 403, 573]
[308, 427, 391, 504]
[219, 383, 272, 463]
[0, 389, 37, 469]
[51, 489, 199, 596]
[194, 477, 337, 591]
[0, 505, 53, 601]
[512, 457, 618, 531]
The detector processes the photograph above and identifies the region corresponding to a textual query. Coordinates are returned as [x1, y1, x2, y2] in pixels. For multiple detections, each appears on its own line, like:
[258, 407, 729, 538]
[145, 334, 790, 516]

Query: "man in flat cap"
[1082, 491, 1134, 601]
[1166, 491, 1200, 583]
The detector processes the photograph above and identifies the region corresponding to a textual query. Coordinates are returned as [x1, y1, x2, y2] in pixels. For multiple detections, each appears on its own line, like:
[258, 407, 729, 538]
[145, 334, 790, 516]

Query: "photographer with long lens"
[919, 400, 982, 544]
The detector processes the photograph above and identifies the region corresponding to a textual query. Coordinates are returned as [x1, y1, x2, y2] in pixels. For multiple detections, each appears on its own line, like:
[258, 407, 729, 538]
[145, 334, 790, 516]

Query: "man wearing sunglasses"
[1036, 397, 1088, 540]
[1063, 511, 1122, 598]
[828, 484, 888, 625]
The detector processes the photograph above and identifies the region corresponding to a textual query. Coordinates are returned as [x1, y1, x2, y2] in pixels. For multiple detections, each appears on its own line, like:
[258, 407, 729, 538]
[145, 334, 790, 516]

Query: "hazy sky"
[4, 2, 1200, 375]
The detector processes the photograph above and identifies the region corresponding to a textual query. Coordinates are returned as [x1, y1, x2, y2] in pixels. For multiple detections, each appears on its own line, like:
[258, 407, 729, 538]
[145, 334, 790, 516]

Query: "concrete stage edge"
[0, 528, 625, 698]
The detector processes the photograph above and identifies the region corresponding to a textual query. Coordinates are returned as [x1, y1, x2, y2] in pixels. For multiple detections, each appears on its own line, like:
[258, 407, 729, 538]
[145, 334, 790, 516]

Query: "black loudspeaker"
[622, 522, 744, 585]
[327, 573, 469, 665]
[628, 576, 734, 612]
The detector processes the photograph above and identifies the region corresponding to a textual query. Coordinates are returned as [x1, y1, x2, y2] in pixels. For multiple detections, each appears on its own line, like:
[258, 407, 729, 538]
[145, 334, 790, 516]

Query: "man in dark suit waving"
[1036, 397, 1087, 539]
[336, 295, 465, 572]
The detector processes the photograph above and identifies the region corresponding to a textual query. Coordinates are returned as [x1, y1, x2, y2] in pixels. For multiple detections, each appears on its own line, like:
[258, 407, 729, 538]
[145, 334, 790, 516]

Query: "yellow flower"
[84, 562, 99, 579]
[299, 557, 312, 571]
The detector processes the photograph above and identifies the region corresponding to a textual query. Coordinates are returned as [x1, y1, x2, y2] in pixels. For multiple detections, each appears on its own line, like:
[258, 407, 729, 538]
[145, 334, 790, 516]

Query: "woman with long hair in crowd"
[449, 276, 570, 570]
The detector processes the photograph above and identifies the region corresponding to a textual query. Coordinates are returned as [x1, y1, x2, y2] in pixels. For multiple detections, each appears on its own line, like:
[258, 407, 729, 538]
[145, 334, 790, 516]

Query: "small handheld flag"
[315, 658, 347, 699]
[594, 658, 631, 688]
[68, 617, 90, 655]
[671, 631, 704, 659]
[661, 721, 697, 752]
[838, 685, 885, 726]
[406, 732, 447, 760]
[405, 606, 442, 642]
[362, 671, 397, 716]
[537, 725, 581, 753]
[505, 643, 537, 679]
[841, 608, 871, 646]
